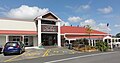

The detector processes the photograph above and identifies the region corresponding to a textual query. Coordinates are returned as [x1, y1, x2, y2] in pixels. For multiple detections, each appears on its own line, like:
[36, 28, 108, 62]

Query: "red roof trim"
[60, 26, 107, 35]
[0, 30, 37, 35]
[66, 35, 106, 39]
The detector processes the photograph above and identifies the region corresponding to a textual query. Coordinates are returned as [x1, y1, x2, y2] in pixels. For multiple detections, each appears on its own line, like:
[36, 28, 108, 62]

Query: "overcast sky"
[0, 0, 120, 35]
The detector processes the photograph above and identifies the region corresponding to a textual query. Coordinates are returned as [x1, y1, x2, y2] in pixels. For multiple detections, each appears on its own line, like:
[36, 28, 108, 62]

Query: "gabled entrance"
[35, 11, 61, 47]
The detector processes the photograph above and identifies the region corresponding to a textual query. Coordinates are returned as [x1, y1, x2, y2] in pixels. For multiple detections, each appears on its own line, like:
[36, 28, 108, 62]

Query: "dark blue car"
[3, 41, 25, 56]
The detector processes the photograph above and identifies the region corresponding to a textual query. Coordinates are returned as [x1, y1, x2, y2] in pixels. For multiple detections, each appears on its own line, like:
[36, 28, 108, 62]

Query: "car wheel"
[18, 50, 22, 55]
[23, 48, 25, 52]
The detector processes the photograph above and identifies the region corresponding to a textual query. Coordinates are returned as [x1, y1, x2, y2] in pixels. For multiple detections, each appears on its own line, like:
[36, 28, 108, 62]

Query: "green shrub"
[96, 41, 109, 52]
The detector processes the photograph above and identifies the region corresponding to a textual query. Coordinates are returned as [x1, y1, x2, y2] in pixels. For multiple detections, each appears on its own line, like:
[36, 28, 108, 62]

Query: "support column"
[57, 22, 61, 47]
[38, 19, 42, 46]
[6, 35, 9, 43]
[107, 39, 109, 44]
[68, 40, 70, 44]
[114, 39, 117, 47]
[94, 40, 96, 46]
[89, 39, 91, 46]
[110, 39, 113, 49]
[22, 35, 24, 44]
[92, 40, 94, 46]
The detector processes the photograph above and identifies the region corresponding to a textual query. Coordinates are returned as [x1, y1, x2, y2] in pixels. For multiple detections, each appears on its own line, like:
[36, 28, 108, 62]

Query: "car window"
[5, 42, 17, 47]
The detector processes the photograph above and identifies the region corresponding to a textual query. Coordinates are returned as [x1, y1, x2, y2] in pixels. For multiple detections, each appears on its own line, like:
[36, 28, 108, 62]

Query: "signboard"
[41, 25, 58, 32]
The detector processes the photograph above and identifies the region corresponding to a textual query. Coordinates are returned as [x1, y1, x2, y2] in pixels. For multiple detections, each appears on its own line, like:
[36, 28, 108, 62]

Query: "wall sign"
[41, 25, 58, 32]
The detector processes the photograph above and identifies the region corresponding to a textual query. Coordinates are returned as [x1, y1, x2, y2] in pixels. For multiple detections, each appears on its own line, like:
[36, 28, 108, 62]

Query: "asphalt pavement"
[0, 47, 80, 62]
[0, 47, 120, 63]
[3, 51, 120, 63]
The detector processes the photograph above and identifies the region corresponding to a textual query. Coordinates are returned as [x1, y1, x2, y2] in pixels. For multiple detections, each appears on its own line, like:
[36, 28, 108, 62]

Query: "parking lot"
[0, 47, 81, 63]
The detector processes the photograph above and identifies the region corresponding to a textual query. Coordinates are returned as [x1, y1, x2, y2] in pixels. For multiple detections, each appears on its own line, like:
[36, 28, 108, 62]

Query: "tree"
[96, 41, 109, 52]
[116, 33, 120, 38]
[76, 38, 89, 45]
[86, 25, 92, 46]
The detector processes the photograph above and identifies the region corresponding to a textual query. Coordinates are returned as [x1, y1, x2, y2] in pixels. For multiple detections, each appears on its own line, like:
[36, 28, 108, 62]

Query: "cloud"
[5, 5, 49, 19]
[81, 5, 90, 10]
[0, 7, 6, 11]
[96, 23, 111, 32]
[76, 4, 90, 12]
[80, 19, 96, 27]
[61, 21, 70, 26]
[80, 19, 111, 33]
[68, 16, 83, 22]
[98, 6, 113, 14]
[66, 4, 90, 13]
[114, 24, 120, 27]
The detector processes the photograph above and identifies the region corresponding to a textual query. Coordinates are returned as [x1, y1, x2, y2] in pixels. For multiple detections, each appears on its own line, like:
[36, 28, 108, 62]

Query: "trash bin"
[64, 42, 68, 48]
[68, 43, 73, 49]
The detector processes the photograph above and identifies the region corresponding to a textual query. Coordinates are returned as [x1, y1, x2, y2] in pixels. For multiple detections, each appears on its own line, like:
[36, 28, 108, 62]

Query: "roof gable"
[35, 11, 62, 21]
[42, 13, 58, 20]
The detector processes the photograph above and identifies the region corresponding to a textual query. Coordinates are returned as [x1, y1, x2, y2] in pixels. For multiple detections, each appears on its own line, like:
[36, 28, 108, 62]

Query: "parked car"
[0, 45, 3, 54]
[3, 41, 25, 56]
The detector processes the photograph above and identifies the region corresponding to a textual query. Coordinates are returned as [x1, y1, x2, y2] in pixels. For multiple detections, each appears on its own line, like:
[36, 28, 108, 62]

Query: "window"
[112, 39, 114, 42]
[41, 20, 56, 25]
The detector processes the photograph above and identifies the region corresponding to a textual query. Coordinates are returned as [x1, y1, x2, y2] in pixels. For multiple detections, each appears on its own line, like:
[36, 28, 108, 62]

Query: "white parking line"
[44, 52, 117, 63]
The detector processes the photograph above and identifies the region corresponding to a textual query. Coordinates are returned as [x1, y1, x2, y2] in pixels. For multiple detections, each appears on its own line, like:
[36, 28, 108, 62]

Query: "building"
[0, 11, 61, 47]
[61, 26, 108, 46]
[103, 36, 120, 48]
[0, 11, 112, 48]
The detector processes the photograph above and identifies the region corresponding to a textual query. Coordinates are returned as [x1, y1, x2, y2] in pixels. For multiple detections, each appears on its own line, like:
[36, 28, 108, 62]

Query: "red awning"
[65, 35, 105, 39]
[0, 30, 37, 35]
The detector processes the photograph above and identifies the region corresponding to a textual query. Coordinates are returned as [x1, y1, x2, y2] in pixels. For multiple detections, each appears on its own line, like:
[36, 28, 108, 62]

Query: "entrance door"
[24, 36, 29, 46]
[48, 36, 53, 45]
[42, 34, 57, 46]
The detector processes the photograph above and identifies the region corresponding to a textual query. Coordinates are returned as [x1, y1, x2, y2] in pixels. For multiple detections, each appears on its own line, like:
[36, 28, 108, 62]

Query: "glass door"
[41, 34, 57, 46]
[24, 36, 29, 46]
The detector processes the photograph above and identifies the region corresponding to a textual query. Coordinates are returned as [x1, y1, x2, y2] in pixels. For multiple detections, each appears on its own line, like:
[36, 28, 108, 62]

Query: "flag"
[107, 23, 109, 27]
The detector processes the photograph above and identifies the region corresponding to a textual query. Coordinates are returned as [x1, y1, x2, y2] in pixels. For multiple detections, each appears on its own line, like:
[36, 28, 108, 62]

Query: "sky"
[0, 0, 120, 35]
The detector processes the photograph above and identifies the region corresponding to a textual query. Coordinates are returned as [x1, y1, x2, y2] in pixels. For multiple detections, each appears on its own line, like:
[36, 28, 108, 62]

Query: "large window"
[24, 36, 33, 47]
[9, 36, 22, 41]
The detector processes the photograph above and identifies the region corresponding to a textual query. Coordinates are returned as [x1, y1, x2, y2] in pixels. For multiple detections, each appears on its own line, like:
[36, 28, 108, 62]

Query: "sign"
[41, 25, 58, 32]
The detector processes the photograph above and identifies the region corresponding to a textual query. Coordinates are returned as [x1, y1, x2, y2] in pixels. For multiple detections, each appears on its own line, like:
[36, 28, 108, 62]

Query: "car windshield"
[5, 42, 17, 47]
